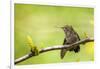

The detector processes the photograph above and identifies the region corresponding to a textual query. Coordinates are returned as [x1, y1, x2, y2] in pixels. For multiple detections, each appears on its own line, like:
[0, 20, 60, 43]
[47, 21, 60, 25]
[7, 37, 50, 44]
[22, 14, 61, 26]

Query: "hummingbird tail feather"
[60, 49, 67, 59]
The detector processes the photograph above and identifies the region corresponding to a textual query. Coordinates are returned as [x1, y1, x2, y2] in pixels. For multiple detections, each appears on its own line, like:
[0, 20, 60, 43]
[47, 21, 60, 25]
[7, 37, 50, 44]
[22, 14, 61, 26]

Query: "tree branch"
[15, 37, 94, 64]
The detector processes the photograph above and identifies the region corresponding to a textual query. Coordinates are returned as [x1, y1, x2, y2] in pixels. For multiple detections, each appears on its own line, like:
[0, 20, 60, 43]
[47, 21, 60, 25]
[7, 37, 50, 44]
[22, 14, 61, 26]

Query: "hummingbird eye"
[63, 28, 67, 31]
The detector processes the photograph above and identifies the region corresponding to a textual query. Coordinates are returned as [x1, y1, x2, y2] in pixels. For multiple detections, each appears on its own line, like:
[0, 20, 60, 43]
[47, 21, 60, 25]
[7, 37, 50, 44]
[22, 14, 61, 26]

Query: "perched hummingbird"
[60, 25, 80, 59]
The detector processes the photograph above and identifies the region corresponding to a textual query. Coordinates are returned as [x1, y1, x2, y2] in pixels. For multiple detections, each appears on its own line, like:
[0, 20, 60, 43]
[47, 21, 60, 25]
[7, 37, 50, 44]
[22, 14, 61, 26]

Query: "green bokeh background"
[14, 4, 94, 65]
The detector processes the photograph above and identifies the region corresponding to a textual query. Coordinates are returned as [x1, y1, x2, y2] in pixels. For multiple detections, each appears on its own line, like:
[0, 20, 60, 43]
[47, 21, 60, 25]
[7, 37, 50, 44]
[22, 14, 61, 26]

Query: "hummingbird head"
[61, 25, 73, 32]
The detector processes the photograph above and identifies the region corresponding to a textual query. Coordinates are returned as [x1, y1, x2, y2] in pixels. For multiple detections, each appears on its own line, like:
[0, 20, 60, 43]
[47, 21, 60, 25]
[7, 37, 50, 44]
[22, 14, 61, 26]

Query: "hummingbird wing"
[74, 32, 80, 53]
[60, 38, 68, 59]
[72, 32, 80, 53]
[74, 45, 80, 53]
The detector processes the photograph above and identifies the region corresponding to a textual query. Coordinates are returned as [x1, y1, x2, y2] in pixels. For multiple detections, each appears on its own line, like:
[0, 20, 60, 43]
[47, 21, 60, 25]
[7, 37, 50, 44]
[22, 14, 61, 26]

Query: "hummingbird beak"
[55, 26, 64, 29]
[55, 26, 60, 28]
[59, 27, 64, 29]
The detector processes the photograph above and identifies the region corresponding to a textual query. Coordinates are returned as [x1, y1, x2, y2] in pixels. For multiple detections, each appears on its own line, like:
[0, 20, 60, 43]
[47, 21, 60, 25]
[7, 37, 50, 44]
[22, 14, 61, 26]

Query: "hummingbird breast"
[65, 33, 79, 44]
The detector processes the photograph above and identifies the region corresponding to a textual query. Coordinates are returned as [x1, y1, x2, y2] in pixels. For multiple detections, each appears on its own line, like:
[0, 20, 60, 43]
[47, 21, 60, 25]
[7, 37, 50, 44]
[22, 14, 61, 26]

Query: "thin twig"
[15, 37, 94, 64]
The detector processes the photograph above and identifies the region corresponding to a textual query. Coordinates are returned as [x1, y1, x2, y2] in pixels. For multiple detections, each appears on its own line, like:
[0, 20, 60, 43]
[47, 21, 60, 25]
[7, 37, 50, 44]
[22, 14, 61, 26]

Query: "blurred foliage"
[85, 42, 94, 55]
[14, 4, 94, 65]
[27, 35, 39, 55]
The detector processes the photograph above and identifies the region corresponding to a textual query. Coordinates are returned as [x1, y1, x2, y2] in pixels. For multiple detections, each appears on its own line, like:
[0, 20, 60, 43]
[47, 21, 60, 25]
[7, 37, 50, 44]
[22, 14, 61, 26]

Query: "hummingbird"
[60, 25, 80, 59]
